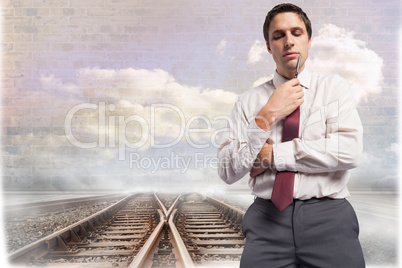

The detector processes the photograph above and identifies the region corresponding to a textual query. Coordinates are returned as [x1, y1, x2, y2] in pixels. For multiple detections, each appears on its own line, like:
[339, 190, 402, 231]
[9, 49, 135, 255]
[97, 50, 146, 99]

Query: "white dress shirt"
[217, 69, 363, 200]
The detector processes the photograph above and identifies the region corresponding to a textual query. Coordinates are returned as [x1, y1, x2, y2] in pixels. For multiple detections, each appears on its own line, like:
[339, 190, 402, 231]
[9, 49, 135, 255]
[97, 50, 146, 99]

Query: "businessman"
[218, 3, 365, 267]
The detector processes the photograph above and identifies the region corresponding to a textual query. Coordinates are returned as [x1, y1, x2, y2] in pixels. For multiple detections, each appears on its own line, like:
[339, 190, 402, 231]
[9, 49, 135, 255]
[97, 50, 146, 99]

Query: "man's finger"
[287, 78, 300, 86]
[296, 90, 304, 99]
[293, 85, 303, 93]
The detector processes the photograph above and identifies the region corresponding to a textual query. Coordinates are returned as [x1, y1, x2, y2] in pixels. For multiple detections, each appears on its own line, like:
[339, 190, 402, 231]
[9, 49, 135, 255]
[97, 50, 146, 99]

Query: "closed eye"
[292, 30, 302, 37]
[273, 34, 284, 40]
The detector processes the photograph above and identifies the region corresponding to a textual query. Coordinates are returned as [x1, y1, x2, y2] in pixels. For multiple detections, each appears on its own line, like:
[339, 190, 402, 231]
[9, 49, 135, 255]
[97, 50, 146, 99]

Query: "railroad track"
[8, 193, 246, 267]
[5, 194, 127, 253]
[4, 194, 126, 218]
[172, 194, 245, 267]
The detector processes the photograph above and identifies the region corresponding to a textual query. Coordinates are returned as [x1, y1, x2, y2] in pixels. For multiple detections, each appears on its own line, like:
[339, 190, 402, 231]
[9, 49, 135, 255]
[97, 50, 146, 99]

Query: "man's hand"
[255, 78, 304, 131]
[250, 139, 274, 178]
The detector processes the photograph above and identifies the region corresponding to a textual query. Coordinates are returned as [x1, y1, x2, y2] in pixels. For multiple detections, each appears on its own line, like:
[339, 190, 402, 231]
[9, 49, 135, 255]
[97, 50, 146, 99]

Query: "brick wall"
[1, 0, 400, 190]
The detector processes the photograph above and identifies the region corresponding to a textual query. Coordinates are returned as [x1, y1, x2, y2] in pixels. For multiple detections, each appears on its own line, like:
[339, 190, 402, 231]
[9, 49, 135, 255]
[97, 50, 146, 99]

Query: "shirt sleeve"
[217, 98, 271, 184]
[273, 75, 363, 174]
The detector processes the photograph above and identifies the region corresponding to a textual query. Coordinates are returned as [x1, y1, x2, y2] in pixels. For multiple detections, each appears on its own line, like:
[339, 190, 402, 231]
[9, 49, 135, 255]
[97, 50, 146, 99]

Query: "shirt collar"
[273, 69, 311, 89]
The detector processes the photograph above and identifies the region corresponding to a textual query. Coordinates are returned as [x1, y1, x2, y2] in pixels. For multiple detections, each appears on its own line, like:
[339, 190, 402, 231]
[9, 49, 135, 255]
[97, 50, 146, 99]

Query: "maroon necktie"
[271, 106, 300, 211]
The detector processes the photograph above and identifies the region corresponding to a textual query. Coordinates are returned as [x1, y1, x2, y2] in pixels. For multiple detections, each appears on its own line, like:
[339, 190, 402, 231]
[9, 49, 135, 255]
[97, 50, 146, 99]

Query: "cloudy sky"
[2, 0, 399, 192]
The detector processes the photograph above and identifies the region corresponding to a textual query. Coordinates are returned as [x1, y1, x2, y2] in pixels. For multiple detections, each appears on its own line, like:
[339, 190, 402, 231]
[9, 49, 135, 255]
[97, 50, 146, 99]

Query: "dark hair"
[263, 3, 312, 43]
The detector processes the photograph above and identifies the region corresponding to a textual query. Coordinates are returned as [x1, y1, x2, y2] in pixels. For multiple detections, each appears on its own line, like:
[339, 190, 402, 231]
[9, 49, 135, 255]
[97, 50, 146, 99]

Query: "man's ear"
[308, 38, 311, 49]
[266, 41, 272, 54]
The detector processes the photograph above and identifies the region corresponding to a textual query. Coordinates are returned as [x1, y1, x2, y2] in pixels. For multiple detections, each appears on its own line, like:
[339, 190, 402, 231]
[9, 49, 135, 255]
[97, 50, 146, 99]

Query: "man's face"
[266, 12, 311, 79]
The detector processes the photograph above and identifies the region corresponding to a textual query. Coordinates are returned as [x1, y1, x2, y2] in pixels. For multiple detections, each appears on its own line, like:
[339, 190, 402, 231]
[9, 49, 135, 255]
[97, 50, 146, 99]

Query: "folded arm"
[217, 100, 271, 184]
[274, 79, 363, 173]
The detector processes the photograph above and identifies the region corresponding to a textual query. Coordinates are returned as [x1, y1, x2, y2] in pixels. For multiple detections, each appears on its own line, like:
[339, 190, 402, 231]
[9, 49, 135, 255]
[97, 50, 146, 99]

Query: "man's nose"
[284, 33, 294, 47]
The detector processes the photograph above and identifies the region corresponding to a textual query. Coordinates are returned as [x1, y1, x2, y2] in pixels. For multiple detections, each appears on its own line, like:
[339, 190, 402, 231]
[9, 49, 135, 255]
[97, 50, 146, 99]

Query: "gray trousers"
[240, 197, 365, 268]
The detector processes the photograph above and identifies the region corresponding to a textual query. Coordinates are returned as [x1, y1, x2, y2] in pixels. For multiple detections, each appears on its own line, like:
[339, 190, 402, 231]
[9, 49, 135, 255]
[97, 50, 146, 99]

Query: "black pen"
[294, 55, 301, 78]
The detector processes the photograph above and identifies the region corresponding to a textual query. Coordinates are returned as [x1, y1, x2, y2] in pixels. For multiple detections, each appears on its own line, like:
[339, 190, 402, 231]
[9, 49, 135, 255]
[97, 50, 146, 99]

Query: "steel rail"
[154, 193, 168, 217]
[8, 193, 134, 265]
[129, 193, 192, 267]
[166, 193, 182, 219]
[154, 193, 182, 220]
[206, 195, 246, 216]
[168, 209, 196, 268]
[128, 209, 165, 268]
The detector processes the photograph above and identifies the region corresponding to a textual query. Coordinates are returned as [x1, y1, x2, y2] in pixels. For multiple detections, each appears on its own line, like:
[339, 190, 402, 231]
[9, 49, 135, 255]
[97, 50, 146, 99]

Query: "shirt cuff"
[245, 119, 271, 155]
[273, 140, 296, 172]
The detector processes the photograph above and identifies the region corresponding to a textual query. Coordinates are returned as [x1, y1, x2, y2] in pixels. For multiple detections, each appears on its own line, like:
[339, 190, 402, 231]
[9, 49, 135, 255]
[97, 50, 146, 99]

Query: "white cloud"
[7, 68, 239, 180]
[39, 68, 238, 153]
[360, 152, 381, 166]
[307, 24, 383, 103]
[247, 40, 267, 65]
[385, 143, 399, 154]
